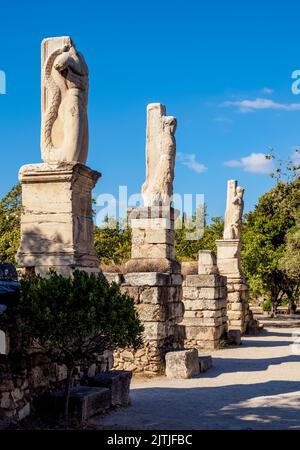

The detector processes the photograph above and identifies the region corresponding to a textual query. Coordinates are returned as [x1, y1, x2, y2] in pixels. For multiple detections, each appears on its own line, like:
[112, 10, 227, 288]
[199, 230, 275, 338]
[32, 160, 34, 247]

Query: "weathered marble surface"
[41, 36, 89, 164]
[224, 180, 244, 240]
[16, 163, 100, 276]
[142, 103, 177, 207]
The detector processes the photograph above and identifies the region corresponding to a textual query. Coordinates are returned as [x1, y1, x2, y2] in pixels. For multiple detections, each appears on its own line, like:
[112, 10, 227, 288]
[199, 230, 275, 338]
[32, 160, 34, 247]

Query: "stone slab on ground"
[165, 349, 199, 379]
[199, 355, 212, 373]
[50, 386, 111, 420]
[87, 371, 132, 406]
[227, 329, 242, 345]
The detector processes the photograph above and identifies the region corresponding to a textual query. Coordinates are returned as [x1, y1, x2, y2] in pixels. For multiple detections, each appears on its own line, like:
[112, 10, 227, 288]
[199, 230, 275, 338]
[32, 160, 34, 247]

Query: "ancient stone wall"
[106, 272, 184, 374]
[181, 251, 228, 350]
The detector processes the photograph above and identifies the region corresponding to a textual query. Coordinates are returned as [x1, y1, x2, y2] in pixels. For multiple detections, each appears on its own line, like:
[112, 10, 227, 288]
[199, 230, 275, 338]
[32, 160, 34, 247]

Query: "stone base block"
[50, 386, 111, 420]
[165, 348, 199, 379]
[199, 355, 213, 372]
[16, 163, 101, 276]
[227, 329, 242, 345]
[86, 371, 132, 407]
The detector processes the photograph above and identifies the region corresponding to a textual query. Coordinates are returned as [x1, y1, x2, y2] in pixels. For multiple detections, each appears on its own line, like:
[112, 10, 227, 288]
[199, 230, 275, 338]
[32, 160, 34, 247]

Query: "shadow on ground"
[94, 381, 300, 430]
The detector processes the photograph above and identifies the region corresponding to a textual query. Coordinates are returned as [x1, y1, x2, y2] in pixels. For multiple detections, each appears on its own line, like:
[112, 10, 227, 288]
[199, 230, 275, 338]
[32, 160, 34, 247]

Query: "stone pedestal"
[16, 162, 101, 276]
[125, 206, 180, 274]
[113, 272, 184, 374]
[216, 239, 250, 333]
[182, 274, 227, 350]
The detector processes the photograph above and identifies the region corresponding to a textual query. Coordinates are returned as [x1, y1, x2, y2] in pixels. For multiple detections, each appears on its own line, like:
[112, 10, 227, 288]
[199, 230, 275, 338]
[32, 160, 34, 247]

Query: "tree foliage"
[0, 184, 21, 263]
[242, 152, 300, 311]
[3, 269, 143, 419]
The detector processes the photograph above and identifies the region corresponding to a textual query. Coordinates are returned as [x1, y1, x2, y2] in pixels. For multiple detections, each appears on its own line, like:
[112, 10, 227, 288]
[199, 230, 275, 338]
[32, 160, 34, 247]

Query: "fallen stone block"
[227, 329, 242, 345]
[199, 355, 212, 373]
[87, 370, 132, 406]
[50, 386, 111, 420]
[165, 349, 199, 379]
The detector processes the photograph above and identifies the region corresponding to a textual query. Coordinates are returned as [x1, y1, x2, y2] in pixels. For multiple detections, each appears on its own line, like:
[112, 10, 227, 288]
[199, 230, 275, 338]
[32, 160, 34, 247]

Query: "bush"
[262, 298, 272, 312]
[6, 270, 144, 420]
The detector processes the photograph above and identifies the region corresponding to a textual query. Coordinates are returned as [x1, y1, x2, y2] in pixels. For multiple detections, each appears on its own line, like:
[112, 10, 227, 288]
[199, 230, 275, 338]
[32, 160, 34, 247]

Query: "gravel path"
[91, 317, 300, 430]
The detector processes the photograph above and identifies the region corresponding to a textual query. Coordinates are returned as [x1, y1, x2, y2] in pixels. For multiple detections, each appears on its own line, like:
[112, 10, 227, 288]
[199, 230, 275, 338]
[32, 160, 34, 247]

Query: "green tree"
[94, 217, 131, 266]
[242, 157, 300, 312]
[3, 270, 143, 421]
[0, 184, 21, 263]
[175, 216, 224, 261]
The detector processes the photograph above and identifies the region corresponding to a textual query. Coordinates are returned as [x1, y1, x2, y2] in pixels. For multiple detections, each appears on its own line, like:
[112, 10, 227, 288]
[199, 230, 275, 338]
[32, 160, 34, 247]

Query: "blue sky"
[1, 0, 300, 221]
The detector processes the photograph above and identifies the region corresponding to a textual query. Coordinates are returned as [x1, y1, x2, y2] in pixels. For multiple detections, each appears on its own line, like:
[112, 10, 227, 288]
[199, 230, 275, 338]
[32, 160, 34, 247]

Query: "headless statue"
[41, 37, 89, 164]
[142, 103, 177, 207]
[224, 181, 244, 240]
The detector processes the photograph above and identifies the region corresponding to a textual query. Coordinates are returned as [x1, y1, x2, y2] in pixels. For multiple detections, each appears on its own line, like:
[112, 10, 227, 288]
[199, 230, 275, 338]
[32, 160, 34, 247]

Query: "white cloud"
[222, 97, 300, 113]
[177, 152, 207, 173]
[262, 87, 273, 94]
[224, 153, 274, 174]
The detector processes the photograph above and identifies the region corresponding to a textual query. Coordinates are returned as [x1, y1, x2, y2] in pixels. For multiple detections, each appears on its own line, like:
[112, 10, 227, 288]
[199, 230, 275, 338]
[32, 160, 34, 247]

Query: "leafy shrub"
[10, 270, 144, 420]
[263, 298, 272, 312]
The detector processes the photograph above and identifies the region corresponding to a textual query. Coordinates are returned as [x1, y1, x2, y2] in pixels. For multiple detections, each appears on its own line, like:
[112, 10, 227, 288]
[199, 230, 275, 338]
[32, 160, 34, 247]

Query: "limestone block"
[124, 272, 169, 286]
[144, 229, 174, 244]
[165, 349, 199, 379]
[184, 275, 224, 288]
[131, 218, 172, 230]
[171, 274, 183, 286]
[183, 287, 199, 300]
[50, 387, 111, 420]
[143, 322, 167, 340]
[168, 302, 184, 320]
[183, 325, 224, 341]
[183, 299, 227, 311]
[17, 403, 31, 421]
[136, 303, 167, 322]
[197, 287, 220, 300]
[139, 287, 166, 304]
[87, 371, 132, 407]
[16, 163, 100, 275]
[199, 355, 213, 373]
[132, 243, 173, 259]
[227, 329, 241, 345]
[198, 250, 218, 275]
[227, 291, 241, 302]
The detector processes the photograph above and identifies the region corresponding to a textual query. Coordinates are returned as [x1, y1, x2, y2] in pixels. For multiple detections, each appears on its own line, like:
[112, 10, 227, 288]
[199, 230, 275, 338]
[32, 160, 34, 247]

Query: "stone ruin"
[216, 180, 249, 333]
[0, 36, 263, 426]
[216, 180, 253, 334]
[181, 251, 227, 350]
[16, 36, 100, 276]
[0, 36, 108, 426]
[112, 103, 185, 374]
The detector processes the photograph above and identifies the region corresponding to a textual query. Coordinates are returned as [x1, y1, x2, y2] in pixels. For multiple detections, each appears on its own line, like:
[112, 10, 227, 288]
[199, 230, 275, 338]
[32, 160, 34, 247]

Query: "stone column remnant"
[113, 103, 184, 374]
[182, 250, 228, 350]
[216, 180, 250, 333]
[16, 37, 100, 276]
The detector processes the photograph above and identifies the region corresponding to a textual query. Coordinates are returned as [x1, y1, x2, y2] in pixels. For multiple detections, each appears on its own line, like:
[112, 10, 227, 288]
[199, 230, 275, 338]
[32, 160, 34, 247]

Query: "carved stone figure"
[142, 103, 177, 207]
[41, 36, 89, 164]
[224, 180, 244, 240]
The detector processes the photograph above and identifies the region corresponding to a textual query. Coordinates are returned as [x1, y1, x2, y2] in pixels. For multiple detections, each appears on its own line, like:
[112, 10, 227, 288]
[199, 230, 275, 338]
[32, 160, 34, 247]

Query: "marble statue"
[224, 180, 244, 240]
[142, 103, 177, 207]
[41, 36, 89, 164]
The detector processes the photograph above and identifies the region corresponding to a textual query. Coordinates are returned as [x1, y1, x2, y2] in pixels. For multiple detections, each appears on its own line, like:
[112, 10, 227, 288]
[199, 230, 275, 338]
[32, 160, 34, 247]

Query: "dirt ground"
[90, 316, 300, 430]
